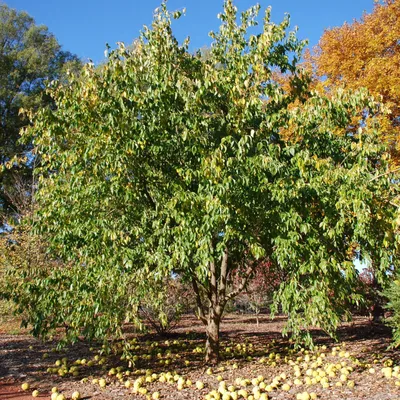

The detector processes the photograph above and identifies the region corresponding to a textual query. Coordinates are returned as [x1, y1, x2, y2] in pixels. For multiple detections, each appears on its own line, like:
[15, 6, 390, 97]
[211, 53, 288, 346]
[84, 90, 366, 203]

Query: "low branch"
[225, 264, 256, 302]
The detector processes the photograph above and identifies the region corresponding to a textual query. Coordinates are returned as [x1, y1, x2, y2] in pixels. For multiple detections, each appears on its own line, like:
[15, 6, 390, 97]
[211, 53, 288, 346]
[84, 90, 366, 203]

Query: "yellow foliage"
[313, 0, 400, 161]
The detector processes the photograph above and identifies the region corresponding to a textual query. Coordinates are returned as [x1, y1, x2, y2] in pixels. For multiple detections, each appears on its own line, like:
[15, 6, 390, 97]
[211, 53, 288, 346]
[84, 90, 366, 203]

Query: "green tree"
[384, 276, 400, 345]
[19, 1, 398, 363]
[0, 3, 81, 223]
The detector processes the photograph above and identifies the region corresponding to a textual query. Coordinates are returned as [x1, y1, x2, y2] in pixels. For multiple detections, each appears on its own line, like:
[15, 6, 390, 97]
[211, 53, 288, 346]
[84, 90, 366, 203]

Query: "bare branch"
[218, 248, 229, 300]
[225, 264, 256, 302]
[369, 166, 400, 182]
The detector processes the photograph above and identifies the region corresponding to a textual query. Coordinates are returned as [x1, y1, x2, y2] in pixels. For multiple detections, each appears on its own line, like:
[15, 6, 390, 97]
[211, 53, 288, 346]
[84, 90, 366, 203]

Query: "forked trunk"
[190, 247, 254, 364]
[205, 315, 220, 364]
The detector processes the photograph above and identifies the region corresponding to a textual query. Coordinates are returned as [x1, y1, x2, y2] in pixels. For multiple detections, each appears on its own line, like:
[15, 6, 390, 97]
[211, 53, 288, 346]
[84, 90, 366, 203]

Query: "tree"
[312, 0, 400, 161]
[384, 276, 400, 345]
[358, 267, 385, 321]
[233, 259, 283, 325]
[0, 4, 81, 224]
[20, 1, 398, 363]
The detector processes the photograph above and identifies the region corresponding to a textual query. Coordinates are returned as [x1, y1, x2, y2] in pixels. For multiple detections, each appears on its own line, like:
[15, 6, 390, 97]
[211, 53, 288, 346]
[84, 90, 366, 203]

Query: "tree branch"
[191, 277, 207, 325]
[209, 259, 217, 306]
[369, 166, 400, 182]
[218, 247, 229, 301]
[225, 264, 256, 302]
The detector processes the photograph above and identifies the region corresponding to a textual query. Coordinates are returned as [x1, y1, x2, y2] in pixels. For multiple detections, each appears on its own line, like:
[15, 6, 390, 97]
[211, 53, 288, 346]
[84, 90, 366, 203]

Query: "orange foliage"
[313, 0, 400, 161]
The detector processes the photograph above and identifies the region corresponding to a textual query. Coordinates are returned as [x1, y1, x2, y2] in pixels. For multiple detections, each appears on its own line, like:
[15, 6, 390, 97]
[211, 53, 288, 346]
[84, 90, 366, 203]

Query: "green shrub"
[384, 278, 400, 345]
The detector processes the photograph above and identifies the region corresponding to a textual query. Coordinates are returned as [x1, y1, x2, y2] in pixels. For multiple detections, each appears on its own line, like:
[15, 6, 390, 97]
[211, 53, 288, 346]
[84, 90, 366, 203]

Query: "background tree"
[384, 276, 400, 345]
[0, 4, 81, 225]
[312, 0, 400, 162]
[18, 0, 399, 364]
[233, 259, 284, 325]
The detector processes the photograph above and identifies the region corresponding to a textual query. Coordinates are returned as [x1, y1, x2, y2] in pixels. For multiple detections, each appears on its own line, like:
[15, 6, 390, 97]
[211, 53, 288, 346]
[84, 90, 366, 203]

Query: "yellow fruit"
[152, 392, 160, 400]
[196, 381, 204, 390]
[56, 395, 66, 400]
[347, 380, 355, 388]
[51, 393, 59, 400]
[99, 378, 107, 388]
[21, 383, 30, 391]
[71, 391, 81, 399]
[32, 390, 39, 397]
[297, 392, 310, 400]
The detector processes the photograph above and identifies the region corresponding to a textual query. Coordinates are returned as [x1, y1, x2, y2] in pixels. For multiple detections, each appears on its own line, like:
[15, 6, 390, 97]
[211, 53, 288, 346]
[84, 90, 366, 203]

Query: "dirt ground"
[1, 314, 400, 400]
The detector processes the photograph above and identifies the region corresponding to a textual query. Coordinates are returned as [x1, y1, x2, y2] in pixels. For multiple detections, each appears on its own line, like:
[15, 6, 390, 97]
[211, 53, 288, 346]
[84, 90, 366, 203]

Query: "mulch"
[1, 314, 400, 400]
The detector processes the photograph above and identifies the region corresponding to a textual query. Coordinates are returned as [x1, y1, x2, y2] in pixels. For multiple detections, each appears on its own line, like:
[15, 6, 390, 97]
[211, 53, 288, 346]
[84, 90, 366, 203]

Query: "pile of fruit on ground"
[1, 315, 399, 399]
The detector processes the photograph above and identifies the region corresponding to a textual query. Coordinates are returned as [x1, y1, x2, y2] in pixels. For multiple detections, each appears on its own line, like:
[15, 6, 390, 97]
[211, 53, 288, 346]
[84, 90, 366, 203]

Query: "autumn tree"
[15, 1, 399, 363]
[312, 0, 400, 161]
[233, 259, 283, 325]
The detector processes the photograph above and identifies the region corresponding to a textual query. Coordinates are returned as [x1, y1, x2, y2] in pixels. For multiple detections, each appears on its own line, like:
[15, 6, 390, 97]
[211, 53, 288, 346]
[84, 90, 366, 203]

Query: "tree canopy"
[14, 0, 399, 363]
[0, 3, 81, 223]
[312, 0, 400, 162]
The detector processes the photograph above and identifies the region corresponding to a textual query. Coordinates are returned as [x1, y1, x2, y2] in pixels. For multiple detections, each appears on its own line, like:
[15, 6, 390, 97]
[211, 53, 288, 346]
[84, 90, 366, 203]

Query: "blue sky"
[4, 0, 373, 64]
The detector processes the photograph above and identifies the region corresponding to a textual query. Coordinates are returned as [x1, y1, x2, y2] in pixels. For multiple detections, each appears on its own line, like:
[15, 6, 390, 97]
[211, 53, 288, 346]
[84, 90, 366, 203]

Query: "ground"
[1, 314, 400, 400]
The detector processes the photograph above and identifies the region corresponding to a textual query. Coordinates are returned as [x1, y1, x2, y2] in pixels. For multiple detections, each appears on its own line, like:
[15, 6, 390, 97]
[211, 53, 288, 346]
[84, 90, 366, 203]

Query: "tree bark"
[190, 246, 243, 364]
[205, 312, 221, 364]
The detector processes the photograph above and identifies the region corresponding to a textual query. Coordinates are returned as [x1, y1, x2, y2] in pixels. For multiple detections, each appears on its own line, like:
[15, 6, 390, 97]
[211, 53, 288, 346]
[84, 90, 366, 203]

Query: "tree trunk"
[190, 246, 255, 364]
[205, 313, 221, 364]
